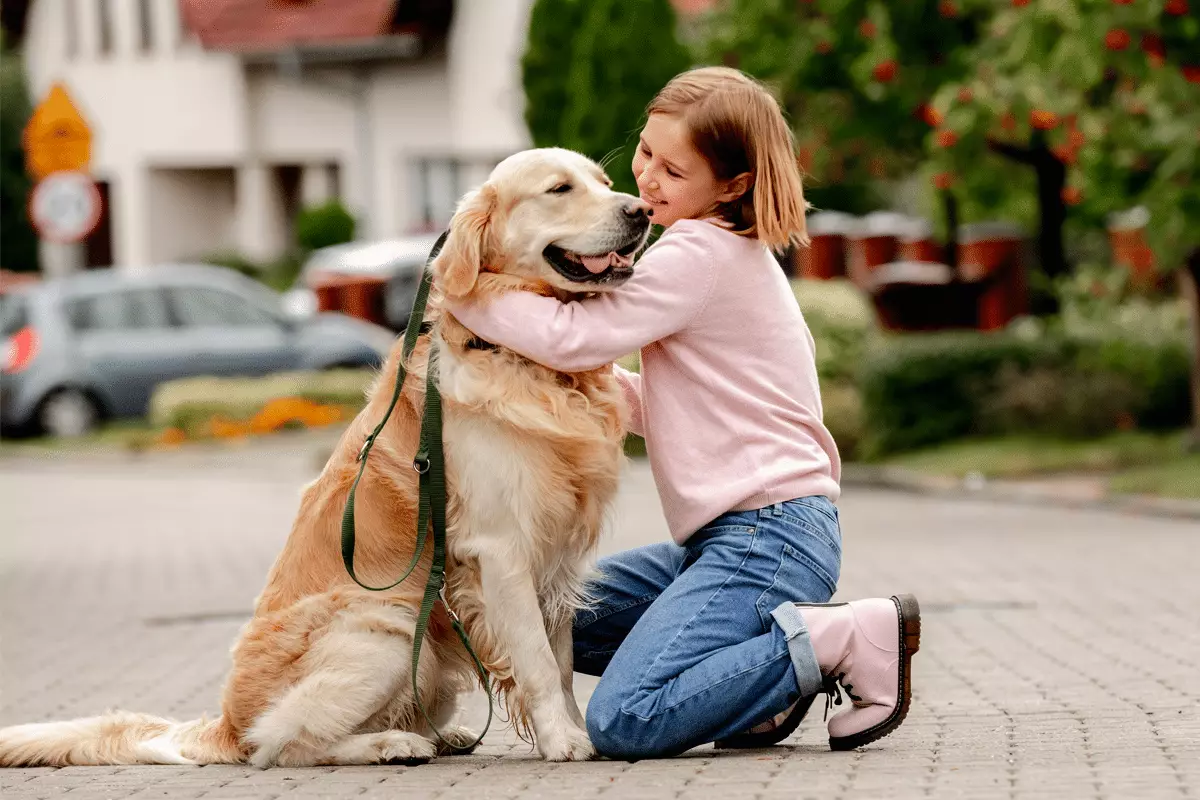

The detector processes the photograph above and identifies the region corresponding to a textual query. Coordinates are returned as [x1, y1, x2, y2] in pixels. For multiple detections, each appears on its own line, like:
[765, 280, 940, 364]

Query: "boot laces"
[822, 671, 863, 721]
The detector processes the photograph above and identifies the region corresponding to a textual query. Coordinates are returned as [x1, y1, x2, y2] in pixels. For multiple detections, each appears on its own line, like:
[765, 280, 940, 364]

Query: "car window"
[67, 289, 171, 331]
[1, 295, 29, 337]
[168, 287, 280, 327]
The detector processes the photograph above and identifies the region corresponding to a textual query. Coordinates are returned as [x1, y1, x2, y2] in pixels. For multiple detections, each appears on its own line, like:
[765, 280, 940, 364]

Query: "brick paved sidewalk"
[1, 441, 1197, 799]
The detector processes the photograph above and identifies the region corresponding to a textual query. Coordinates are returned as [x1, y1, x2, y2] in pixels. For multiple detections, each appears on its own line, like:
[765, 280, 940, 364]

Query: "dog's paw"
[435, 725, 482, 756]
[538, 725, 595, 762]
[373, 731, 437, 765]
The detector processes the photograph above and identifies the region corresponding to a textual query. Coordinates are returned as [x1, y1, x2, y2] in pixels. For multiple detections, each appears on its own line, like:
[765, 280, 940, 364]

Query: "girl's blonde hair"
[647, 66, 809, 250]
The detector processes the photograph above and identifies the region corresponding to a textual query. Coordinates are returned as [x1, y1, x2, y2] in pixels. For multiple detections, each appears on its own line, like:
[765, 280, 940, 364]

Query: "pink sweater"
[446, 219, 841, 543]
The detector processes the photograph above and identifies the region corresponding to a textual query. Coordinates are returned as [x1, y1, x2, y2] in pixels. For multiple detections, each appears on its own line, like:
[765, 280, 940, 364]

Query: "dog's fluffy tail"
[0, 711, 244, 767]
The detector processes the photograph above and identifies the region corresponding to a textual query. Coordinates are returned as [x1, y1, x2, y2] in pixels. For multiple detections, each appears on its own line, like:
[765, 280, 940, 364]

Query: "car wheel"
[38, 388, 100, 438]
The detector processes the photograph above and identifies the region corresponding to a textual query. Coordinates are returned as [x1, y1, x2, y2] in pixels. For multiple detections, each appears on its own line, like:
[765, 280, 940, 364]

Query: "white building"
[23, 0, 537, 273]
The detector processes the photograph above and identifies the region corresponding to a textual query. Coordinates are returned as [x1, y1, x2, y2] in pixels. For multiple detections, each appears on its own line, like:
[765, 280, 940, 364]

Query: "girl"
[447, 67, 920, 760]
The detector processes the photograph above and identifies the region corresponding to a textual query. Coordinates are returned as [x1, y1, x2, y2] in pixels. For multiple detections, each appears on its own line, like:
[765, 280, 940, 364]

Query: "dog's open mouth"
[543, 236, 643, 284]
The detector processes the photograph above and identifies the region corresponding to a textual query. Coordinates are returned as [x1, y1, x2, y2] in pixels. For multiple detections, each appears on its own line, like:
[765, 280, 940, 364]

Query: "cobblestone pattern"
[1, 442, 1197, 799]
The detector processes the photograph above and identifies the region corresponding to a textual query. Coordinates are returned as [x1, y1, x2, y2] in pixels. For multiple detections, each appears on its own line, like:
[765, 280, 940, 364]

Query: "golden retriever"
[0, 147, 652, 766]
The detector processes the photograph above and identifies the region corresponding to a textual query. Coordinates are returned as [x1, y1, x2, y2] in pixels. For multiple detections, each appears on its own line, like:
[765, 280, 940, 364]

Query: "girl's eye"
[548, 184, 572, 194]
[639, 144, 651, 156]
[666, 169, 681, 179]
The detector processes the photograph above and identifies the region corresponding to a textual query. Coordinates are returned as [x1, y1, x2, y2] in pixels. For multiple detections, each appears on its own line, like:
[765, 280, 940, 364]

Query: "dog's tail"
[0, 711, 244, 767]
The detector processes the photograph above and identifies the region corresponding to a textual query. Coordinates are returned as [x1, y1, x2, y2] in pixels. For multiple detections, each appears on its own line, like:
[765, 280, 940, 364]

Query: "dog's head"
[433, 148, 653, 298]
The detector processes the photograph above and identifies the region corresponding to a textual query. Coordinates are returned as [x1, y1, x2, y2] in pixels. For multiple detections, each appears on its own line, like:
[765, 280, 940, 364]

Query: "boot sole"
[828, 593, 921, 752]
[713, 692, 818, 749]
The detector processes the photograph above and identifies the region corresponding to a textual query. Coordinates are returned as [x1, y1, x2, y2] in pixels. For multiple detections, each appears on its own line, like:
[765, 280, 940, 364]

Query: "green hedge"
[859, 331, 1192, 457]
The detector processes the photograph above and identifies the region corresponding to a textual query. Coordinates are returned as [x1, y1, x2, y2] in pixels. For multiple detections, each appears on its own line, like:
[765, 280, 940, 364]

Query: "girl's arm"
[613, 364, 645, 437]
[444, 224, 716, 373]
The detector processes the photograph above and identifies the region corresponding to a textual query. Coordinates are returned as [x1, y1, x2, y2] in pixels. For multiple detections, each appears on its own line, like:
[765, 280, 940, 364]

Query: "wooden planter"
[338, 277, 389, 326]
[798, 211, 854, 280]
[958, 222, 1027, 331]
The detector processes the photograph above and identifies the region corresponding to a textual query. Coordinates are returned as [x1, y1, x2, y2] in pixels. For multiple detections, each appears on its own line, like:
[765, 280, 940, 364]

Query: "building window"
[65, 0, 79, 59]
[96, 0, 113, 55]
[409, 157, 502, 232]
[137, 0, 153, 52]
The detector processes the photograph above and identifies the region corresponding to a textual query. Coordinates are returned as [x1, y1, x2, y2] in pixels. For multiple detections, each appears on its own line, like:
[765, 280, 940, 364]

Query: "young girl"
[447, 67, 920, 760]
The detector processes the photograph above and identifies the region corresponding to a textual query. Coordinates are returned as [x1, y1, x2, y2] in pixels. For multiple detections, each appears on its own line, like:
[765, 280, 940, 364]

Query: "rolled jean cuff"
[770, 601, 824, 698]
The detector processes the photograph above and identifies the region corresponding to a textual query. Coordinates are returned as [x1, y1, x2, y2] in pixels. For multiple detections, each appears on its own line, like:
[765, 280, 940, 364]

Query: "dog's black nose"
[623, 201, 652, 222]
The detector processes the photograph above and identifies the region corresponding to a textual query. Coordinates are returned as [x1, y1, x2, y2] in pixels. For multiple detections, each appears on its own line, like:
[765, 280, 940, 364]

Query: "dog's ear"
[435, 184, 497, 298]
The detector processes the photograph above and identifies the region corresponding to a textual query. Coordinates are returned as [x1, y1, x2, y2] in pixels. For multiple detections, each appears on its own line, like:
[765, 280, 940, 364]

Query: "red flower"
[1052, 146, 1077, 166]
[1061, 187, 1082, 206]
[957, 87, 974, 103]
[1105, 29, 1131, 51]
[939, 1, 958, 17]
[933, 172, 956, 190]
[936, 130, 959, 148]
[1165, 0, 1188, 14]
[1000, 113, 1017, 132]
[872, 60, 898, 82]
[816, 40, 833, 54]
[1183, 65, 1200, 84]
[919, 104, 944, 126]
[1011, 0, 1031, 6]
[1141, 34, 1166, 66]
[1031, 109, 1059, 130]
[859, 20, 877, 38]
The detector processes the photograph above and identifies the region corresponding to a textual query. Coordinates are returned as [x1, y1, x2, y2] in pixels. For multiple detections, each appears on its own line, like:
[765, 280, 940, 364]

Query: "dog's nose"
[624, 200, 653, 221]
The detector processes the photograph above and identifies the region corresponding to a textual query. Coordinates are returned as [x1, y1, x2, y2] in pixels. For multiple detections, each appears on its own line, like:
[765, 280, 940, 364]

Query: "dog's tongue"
[580, 251, 633, 274]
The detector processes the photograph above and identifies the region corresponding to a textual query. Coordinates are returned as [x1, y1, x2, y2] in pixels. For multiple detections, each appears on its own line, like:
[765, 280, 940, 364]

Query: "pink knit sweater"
[446, 219, 841, 543]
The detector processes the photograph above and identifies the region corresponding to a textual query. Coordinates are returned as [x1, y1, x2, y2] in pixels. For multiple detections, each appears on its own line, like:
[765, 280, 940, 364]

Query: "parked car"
[284, 234, 443, 330]
[1, 264, 396, 438]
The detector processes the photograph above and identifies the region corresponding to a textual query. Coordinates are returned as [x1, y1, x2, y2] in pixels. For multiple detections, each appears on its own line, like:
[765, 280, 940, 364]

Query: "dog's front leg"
[550, 623, 586, 730]
[479, 558, 594, 761]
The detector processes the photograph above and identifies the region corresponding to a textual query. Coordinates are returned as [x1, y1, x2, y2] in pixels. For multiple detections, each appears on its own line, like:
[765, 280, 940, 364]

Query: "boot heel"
[896, 593, 921, 654]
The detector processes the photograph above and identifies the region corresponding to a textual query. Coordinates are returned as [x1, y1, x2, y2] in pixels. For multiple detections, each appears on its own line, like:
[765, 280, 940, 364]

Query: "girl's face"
[632, 113, 749, 230]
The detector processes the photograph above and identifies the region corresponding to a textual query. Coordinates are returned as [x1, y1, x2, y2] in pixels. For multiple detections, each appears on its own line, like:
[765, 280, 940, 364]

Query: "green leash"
[339, 230, 493, 753]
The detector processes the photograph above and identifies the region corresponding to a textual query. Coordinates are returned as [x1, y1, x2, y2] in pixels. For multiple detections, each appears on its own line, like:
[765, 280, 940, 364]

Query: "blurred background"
[0, 0, 1197, 501]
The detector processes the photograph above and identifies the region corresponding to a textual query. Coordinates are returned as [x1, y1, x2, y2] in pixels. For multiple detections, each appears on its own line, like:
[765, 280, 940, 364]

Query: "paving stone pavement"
[1, 437, 1197, 799]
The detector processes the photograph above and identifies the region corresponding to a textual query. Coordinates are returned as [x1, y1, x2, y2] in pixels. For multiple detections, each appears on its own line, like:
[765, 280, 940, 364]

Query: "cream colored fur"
[0, 148, 649, 767]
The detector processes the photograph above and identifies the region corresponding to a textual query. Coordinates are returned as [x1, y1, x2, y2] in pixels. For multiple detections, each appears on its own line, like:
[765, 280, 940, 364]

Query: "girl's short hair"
[647, 66, 809, 250]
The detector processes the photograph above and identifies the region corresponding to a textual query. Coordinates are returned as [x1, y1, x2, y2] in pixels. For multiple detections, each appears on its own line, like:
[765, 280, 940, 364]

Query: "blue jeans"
[573, 496, 842, 760]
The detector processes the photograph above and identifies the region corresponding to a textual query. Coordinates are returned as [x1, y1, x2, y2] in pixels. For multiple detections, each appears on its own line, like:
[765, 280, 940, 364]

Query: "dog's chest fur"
[436, 341, 626, 628]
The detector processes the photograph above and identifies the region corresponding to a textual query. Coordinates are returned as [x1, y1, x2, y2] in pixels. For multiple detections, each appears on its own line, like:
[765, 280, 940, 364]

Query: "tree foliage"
[522, 0, 691, 195]
[0, 32, 37, 271]
[704, 0, 1200, 280]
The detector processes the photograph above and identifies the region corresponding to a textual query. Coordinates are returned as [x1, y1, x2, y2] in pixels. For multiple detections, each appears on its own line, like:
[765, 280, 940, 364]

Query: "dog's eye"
[548, 183, 573, 194]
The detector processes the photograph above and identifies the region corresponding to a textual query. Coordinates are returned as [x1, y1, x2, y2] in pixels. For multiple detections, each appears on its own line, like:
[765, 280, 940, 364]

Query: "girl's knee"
[584, 683, 677, 761]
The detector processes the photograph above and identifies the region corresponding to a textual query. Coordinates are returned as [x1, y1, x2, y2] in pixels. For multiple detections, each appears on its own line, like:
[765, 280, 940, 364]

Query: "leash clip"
[357, 435, 375, 463]
[413, 454, 430, 474]
[437, 584, 461, 623]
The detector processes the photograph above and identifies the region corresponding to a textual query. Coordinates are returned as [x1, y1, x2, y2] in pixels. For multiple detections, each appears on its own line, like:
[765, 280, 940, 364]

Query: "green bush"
[202, 251, 305, 293]
[859, 330, 1192, 457]
[791, 278, 876, 383]
[149, 370, 373, 435]
[822, 380, 864, 461]
[295, 200, 356, 253]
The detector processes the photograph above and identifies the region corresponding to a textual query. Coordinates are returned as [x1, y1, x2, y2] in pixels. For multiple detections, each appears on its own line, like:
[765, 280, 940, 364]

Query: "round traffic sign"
[29, 171, 102, 244]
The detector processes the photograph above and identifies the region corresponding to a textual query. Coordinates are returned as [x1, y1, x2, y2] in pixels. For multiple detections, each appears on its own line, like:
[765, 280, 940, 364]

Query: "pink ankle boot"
[799, 594, 921, 751]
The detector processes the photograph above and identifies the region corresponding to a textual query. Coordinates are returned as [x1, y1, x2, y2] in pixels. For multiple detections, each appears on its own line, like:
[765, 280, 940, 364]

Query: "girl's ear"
[433, 184, 498, 298]
[717, 172, 753, 204]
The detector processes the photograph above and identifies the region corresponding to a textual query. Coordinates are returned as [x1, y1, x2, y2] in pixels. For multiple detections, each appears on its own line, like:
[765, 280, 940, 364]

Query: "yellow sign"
[24, 82, 93, 179]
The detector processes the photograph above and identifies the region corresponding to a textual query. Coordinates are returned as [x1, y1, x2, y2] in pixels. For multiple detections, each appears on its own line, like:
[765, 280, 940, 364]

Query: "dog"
[0, 148, 652, 767]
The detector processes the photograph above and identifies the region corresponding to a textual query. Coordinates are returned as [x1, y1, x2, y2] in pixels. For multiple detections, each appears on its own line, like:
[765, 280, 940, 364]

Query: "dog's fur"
[0, 148, 651, 767]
